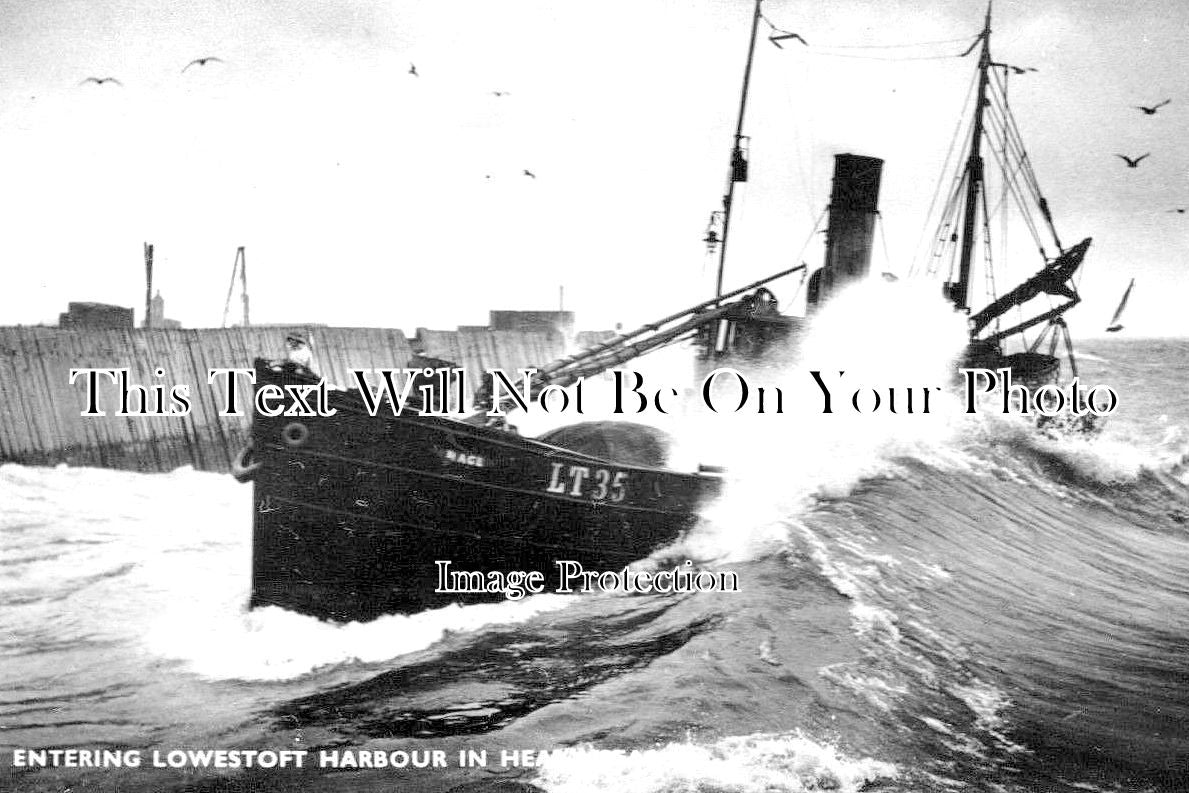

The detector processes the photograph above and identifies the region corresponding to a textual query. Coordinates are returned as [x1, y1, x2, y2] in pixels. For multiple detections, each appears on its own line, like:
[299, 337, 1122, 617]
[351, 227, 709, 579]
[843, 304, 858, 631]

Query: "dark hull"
[962, 342, 1060, 386]
[245, 361, 720, 622]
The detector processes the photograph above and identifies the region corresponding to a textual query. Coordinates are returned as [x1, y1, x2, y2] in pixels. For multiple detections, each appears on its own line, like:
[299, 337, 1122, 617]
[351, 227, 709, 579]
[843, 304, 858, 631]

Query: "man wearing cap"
[285, 330, 316, 374]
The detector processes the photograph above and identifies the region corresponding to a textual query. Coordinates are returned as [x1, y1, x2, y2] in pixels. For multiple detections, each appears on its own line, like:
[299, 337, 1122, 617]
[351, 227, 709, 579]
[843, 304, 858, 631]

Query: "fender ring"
[231, 443, 262, 483]
[282, 422, 310, 447]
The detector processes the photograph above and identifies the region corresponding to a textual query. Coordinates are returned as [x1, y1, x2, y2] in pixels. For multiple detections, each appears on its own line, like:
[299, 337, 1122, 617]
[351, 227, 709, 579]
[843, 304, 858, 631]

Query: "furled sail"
[968, 238, 1091, 335]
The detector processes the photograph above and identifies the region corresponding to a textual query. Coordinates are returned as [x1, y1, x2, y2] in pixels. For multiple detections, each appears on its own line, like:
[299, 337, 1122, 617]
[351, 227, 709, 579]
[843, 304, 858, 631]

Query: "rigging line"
[986, 71, 1049, 204]
[775, 50, 818, 227]
[803, 50, 964, 62]
[807, 36, 974, 49]
[757, 11, 972, 50]
[979, 187, 1000, 335]
[928, 169, 970, 280]
[921, 153, 970, 279]
[929, 172, 969, 280]
[985, 89, 1043, 201]
[910, 66, 980, 276]
[794, 206, 829, 268]
[981, 108, 1046, 236]
[995, 78, 1010, 324]
[983, 98, 1031, 175]
[876, 211, 894, 276]
[983, 140, 1036, 229]
[984, 148, 1046, 255]
[983, 92, 1034, 178]
[982, 110, 1041, 216]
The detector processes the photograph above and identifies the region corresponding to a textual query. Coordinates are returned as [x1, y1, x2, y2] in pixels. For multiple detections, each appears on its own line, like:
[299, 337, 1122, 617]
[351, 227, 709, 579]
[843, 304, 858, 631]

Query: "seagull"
[1009, 65, 1038, 75]
[182, 56, 223, 73]
[1169, 208, 1186, 214]
[409, 63, 418, 77]
[1135, 99, 1171, 115]
[1116, 153, 1150, 168]
[79, 77, 122, 87]
[523, 169, 536, 178]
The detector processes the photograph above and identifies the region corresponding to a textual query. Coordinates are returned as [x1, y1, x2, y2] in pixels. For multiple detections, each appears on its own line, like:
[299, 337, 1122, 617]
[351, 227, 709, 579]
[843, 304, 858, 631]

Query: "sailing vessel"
[924, 5, 1092, 385]
[1106, 279, 1134, 332]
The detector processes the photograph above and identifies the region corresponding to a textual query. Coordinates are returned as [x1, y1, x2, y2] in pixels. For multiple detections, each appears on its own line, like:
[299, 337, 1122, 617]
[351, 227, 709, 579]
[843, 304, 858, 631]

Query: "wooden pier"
[0, 326, 580, 473]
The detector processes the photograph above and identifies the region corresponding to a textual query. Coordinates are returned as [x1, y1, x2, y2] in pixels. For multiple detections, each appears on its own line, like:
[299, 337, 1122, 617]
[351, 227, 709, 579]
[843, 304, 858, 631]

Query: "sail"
[1106, 278, 1134, 332]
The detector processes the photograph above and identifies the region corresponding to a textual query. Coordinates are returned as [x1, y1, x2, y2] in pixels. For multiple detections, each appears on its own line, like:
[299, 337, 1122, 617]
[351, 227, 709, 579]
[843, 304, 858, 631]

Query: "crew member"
[284, 330, 316, 374]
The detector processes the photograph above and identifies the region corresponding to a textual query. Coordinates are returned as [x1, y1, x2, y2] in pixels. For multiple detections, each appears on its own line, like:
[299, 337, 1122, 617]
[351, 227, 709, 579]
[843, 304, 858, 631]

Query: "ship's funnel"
[807, 153, 884, 310]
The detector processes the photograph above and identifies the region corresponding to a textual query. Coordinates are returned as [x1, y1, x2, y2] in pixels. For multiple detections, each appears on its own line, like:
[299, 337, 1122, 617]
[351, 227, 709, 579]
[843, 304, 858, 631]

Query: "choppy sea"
[4, 287, 1189, 792]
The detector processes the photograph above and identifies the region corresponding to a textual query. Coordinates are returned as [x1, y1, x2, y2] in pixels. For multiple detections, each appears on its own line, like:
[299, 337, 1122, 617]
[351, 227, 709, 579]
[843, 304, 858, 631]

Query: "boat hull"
[962, 342, 1060, 386]
[245, 361, 719, 622]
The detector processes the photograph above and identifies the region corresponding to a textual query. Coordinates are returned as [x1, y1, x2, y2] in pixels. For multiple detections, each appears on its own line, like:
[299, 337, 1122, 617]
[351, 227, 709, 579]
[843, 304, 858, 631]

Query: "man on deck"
[284, 330, 316, 374]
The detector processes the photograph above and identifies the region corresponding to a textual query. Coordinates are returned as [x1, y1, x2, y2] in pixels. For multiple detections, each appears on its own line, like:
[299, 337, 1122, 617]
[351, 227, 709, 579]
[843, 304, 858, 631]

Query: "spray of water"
[678, 277, 972, 559]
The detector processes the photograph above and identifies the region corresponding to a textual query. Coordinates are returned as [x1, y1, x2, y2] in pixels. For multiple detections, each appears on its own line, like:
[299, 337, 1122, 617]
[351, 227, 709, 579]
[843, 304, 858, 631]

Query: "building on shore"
[488, 310, 574, 336]
[146, 291, 182, 329]
[57, 293, 182, 331]
[58, 302, 134, 330]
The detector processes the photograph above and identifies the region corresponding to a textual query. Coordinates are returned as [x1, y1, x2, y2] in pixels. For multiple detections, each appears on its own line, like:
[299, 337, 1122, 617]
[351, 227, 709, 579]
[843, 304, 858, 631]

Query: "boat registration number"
[546, 463, 628, 502]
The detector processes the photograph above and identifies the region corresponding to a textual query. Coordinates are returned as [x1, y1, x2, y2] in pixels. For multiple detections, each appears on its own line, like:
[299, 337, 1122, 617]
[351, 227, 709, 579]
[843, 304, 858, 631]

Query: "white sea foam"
[531, 731, 897, 793]
[818, 665, 910, 713]
[1, 463, 577, 681]
[144, 593, 575, 681]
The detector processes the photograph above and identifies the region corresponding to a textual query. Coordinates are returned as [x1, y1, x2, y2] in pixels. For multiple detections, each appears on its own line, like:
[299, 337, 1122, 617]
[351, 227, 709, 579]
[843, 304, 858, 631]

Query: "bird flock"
[80, 58, 538, 181]
[79, 56, 224, 87]
[407, 63, 534, 181]
[1114, 98, 1182, 213]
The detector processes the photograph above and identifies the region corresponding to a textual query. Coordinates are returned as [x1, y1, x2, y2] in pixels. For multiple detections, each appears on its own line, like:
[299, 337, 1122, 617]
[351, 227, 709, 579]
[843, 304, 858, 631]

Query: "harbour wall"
[0, 325, 593, 473]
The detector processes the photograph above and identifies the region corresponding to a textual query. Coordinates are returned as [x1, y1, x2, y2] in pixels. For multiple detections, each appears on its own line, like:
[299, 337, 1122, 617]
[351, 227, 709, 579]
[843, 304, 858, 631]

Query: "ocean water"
[3, 293, 1189, 792]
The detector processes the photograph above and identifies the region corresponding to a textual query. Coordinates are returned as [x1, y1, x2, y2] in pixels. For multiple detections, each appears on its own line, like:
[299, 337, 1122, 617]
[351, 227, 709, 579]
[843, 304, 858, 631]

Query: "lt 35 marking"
[546, 463, 628, 502]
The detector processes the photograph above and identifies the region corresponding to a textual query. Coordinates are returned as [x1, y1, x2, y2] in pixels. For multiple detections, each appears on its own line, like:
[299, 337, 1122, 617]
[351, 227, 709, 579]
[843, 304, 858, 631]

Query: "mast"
[239, 246, 250, 327]
[714, 0, 764, 299]
[222, 246, 250, 327]
[953, 3, 993, 313]
[143, 242, 154, 329]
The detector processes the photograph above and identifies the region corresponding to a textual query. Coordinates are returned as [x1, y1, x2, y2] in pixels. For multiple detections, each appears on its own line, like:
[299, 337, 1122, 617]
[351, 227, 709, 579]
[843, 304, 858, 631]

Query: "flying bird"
[492, 91, 510, 97]
[79, 77, 122, 87]
[182, 56, 224, 73]
[1116, 153, 1150, 168]
[523, 169, 536, 178]
[1009, 65, 1037, 75]
[1135, 99, 1171, 115]
[1169, 208, 1186, 214]
[409, 63, 418, 77]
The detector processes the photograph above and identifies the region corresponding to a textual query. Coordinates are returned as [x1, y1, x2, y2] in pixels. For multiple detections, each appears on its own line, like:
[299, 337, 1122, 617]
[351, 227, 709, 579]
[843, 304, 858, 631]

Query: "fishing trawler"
[237, 272, 792, 622]
[926, 5, 1093, 385]
[235, 1, 1096, 621]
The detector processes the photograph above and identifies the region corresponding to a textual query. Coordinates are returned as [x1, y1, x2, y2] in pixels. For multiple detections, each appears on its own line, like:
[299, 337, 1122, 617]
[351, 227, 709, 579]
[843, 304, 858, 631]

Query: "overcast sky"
[2, 0, 1187, 337]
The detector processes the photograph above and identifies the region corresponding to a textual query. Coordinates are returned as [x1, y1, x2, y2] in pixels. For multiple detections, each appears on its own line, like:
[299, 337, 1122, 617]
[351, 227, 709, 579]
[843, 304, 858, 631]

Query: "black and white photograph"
[3, 0, 1189, 790]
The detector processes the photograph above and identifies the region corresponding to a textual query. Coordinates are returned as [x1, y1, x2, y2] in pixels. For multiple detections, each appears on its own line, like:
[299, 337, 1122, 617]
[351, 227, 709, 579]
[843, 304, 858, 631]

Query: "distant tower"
[149, 290, 165, 327]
